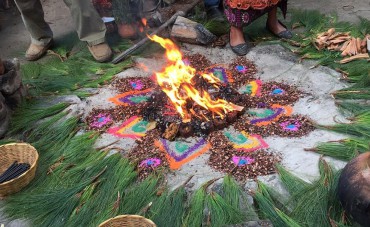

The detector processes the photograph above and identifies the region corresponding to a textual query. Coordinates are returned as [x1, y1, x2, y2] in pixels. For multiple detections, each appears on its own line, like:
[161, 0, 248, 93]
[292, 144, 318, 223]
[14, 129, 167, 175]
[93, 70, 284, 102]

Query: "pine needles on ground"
[333, 87, 370, 100]
[5, 179, 92, 227]
[288, 159, 339, 227]
[21, 38, 133, 97]
[276, 164, 310, 195]
[118, 175, 161, 215]
[206, 192, 246, 226]
[306, 137, 369, 161]
[203, 20, 229, 36]
[266, 163, 350, 227]
[184, 178, 248, 227]
[336, 101, 370, 116]
[183, 184, 207, 227]
[9, 102, 70, 134]
[323, 112, 370, 137]
[67, 155, 137, 226]
[254, 182, 301, 227]
[222, 175, 258, 220]
[148, 185, 186, 227]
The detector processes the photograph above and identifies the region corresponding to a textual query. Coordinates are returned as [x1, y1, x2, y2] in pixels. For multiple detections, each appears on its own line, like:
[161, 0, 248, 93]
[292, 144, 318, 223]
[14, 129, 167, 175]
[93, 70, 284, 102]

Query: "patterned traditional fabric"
[226, 0, 280, 10]
[224, 0, 287, 27]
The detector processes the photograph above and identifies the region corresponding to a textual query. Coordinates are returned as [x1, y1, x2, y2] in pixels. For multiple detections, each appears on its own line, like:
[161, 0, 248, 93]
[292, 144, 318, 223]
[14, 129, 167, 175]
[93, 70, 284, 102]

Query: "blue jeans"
[204, 0, 219, 8]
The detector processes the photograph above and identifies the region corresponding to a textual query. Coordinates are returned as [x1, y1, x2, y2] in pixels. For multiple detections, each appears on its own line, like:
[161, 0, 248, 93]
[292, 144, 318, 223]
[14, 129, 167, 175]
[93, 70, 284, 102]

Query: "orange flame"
[148, 35, 244, 122]
[141, 18, 147, 27]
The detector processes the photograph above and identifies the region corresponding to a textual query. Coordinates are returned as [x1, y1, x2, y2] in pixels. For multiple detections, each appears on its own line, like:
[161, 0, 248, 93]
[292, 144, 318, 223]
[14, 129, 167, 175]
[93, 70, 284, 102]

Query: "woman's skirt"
[223, 0, 288, 28]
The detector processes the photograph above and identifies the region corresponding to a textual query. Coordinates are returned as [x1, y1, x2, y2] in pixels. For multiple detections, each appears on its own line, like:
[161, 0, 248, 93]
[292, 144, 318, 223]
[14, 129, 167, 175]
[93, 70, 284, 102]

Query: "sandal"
[266, 20, 293, 39]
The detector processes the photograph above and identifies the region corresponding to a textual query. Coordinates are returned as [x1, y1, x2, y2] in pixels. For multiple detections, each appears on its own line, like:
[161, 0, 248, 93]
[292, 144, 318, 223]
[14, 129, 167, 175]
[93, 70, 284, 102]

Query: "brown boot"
[25, 41, 53, 61]
[87, 42, 113, 63]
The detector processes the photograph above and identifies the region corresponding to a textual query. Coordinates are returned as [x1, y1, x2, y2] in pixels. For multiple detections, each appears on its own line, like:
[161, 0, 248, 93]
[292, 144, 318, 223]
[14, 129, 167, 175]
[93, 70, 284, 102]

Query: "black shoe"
[229, 31, 253, 56]
[206, 6, 225, 22]
[266, 20, 293, 39]
[230, 42, 252, 56]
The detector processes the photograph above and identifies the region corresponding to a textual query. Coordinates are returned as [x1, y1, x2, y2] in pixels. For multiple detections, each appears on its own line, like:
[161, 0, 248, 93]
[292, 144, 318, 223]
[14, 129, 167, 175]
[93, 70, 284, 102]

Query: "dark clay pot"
[338, 152, 370, 227]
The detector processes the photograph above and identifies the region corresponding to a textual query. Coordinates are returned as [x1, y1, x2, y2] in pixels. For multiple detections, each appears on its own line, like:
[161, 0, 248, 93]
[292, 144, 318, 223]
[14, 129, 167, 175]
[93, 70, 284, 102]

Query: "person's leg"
[63, 0, 112, 62]
[14, 0, 53, 60]
[266, 7, 286, 35]
[14, 0, 53, 46]
[224, 3, 251, 55]
[204, 0, 224, 21]
[229, 26, 245, 47]
[63, 0, 106, 44]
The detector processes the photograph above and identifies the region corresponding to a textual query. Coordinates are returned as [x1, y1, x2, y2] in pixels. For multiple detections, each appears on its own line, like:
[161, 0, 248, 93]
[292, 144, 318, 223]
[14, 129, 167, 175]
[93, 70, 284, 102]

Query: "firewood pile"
[0, 58, 27, 137]
[314, 28, 370, 64]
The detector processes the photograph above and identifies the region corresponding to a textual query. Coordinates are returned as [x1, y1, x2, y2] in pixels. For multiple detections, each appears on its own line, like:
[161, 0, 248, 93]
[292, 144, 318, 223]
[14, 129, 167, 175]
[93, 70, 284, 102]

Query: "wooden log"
[162, 122, 179, 140]
[179, 123, 193, 137]
[170, 16, 216, 45]
[340, 53, 369, 64]
[112, 0, 202, 64]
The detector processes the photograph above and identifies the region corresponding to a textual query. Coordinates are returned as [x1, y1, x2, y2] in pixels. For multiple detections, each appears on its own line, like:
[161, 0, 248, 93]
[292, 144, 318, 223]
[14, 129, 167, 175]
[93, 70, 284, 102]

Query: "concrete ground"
[0, 0, 369, 226]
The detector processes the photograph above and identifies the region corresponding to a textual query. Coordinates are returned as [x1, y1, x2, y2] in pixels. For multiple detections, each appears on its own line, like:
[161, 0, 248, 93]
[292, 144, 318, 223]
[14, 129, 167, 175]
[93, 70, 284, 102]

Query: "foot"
[206, 6, 225, 22]
[266, 20, 293, 39]
[230, 26, 246, 47]
[229, 26, 252, 56]
[25, 40, 53, 61]
[87, 42, 113, 63]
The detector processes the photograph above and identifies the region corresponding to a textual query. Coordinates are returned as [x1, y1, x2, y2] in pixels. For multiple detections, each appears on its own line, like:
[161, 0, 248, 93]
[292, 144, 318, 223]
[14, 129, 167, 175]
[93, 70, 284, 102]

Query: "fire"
[148, 35, 244, 122]
[141, 18, 147, 27]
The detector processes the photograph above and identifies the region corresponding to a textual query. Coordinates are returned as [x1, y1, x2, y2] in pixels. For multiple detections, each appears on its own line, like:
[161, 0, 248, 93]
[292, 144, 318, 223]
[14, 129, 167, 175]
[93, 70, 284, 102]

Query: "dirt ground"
[1, 0, 369, 60]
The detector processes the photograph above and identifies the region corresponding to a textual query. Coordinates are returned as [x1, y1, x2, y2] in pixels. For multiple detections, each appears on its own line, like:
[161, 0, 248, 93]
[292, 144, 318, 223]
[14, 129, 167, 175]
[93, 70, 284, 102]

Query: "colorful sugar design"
[139, 158, 161, 168]
[224, 131, 268, 152]
[240, 80, 262, 96]
[90, 113, 112, 128]
[280, 120, 301, 131]
[108, 116, 156, 139]
[130, 80, 144, 90]
[235, 65, 248, 73]
[271, 87, 285, 95]
[232, 156, 255, 166]
[248, 104, 292, 126]
[207, 66, 234, 84]
[109, 88, 153, 106]
[154, 137, 211, 170]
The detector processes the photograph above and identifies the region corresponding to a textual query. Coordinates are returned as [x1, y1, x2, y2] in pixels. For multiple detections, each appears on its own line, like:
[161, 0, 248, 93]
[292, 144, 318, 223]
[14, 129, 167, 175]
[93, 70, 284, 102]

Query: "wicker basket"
[0, 143, 39, 197]
[99, 215, 157, 227]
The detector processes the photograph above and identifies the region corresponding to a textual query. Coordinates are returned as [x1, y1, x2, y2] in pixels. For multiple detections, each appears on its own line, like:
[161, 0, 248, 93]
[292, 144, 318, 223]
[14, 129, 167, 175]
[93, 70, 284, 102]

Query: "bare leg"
[230, 26, 245, 46]
[266, 7, 287, 34]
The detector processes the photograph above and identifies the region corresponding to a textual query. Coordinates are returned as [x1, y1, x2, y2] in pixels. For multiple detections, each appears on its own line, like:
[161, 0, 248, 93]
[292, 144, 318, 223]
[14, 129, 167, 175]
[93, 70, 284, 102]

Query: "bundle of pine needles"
[254, 182, 301, 227]
[305, 137, 369, 161]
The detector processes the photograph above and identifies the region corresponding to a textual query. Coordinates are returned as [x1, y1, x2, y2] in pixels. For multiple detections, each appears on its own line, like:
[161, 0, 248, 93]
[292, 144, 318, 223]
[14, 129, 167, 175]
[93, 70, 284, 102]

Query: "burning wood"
[140, 36, 246, 139]
[162, 122, 179, 140]
[148, 35, 244, 123]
